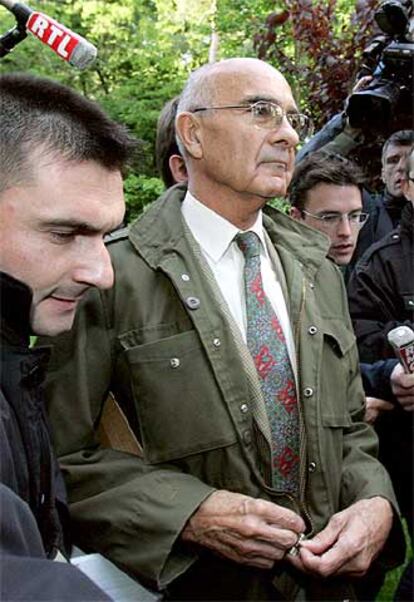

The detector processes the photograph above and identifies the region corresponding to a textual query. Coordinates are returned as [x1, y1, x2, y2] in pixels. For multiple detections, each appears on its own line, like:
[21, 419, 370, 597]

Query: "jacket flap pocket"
[124, 329, 237, 464]
[323, 319, 355, 357]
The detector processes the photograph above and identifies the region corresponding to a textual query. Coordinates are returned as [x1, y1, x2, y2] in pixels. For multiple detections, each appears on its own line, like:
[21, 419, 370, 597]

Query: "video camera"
[347, 0, 413, 132]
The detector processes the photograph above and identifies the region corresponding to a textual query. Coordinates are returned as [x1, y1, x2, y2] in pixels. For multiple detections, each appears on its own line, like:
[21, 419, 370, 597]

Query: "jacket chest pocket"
[319, 321, 356, 427]
[124, 329, 237, 464]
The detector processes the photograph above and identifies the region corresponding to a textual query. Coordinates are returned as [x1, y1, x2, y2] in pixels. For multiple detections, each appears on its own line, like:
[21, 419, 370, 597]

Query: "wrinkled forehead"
[208, 62, 297, 109]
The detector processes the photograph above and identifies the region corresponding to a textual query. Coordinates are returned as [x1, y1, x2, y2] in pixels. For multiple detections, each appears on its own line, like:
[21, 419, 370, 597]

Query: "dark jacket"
[41, 186, 404, 601]
[350, 190, 409, 272]
[348, 202, 414, 527]
[0, 271, 109, 601]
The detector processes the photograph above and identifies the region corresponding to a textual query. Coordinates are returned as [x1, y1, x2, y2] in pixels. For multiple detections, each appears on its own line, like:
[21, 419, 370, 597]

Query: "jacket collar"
[129, 185, 330, 280]
[0, 271, 32, 347]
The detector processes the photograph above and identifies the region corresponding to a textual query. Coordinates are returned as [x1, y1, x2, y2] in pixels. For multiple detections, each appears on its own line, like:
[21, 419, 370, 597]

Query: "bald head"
[177, 58, 289, 115]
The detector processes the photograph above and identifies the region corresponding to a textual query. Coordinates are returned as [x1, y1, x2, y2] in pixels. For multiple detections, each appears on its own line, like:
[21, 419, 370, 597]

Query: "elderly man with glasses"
[40, 58, 404, 601]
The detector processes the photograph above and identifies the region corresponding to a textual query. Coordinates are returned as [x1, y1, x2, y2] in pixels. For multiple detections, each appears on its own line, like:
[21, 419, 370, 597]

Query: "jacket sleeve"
[41, 289, 214, 591]
[0, 484, 110, 601]
[347, 251, 414, 362]
[360, 359, 398, 403]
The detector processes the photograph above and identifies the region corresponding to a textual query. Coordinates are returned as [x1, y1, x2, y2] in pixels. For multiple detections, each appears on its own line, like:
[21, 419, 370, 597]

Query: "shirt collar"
[182, 190, 268, 263]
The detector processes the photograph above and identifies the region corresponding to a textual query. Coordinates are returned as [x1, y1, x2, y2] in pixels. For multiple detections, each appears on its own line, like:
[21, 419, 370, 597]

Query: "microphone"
[0, 0, 97, 69]
[387, 325, 414, 374]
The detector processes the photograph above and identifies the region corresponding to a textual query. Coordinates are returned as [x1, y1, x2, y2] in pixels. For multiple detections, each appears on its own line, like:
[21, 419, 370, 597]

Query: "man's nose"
[337, 215, 352, 236]
[270, 114, 300, 147]
[73, 242, 114, 290]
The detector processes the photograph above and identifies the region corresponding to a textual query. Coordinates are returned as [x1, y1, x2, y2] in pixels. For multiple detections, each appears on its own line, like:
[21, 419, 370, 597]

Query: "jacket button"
[243, 430, 252, 445]
[309, 282, 315, 289]
[186, 296, 200, 309]
[303, 387, 314, 397]
[240, 403, 249, 414]
[213, 338, 221, 348]
[308, 462, 317, 473]
[181, 273, 190, 282]
[308, 326, 317, 335]
[170, 358, 180, 368]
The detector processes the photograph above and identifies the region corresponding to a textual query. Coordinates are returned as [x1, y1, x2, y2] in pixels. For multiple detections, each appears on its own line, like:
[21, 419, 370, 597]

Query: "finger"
[243, 498, 306, 532]
[225, 513, 302, 550]
[298, 539, 353, 577]
[300, 526, 340, 555]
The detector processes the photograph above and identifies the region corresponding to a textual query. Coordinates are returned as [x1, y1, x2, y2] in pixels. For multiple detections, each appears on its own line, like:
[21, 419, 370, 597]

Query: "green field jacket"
[43, 185, 404, 599]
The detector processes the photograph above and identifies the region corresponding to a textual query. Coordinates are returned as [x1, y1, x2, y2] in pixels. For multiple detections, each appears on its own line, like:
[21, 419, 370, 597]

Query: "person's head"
[175, 58, 312, 227]
[0, 72, 136, 336]
[155, 95, 187, 188]
[402, 145, 414, 205]
[381, 129, 414, 198]
[289, 152, 365, 266]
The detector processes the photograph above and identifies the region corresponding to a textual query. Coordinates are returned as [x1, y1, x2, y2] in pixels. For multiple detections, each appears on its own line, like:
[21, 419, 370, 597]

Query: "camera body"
[347, 0, 413, 132]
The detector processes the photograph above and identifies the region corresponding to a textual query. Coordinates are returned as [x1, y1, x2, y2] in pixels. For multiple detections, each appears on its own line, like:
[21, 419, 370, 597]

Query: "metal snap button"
[170, 358, 180, 369]
[243, 430, 252, 445]
[181, 273, 190, 282]
[308, 462, 317, 473]
[240, 403, 249, 414]
[303, 387, 314, 397]
[213, 338, 221, 347]
[186, 296, 200, 309]
[308, 326, 318, 335]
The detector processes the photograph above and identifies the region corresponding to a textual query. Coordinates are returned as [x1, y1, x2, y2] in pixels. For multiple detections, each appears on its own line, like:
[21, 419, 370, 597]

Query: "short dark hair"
[0, 72, 137, 193]
[382, 129, 414, 162]
[288, 152, 364, 211]
[155, 95, 181, 188]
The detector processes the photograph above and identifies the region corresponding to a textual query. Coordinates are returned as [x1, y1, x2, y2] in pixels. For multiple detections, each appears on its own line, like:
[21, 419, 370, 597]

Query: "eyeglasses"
[301, 209, 369, 229]
[192, 101, 313, 140]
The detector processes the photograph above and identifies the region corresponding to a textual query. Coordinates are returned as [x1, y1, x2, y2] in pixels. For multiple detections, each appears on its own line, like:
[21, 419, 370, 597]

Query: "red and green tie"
[236, 231, 299, 495]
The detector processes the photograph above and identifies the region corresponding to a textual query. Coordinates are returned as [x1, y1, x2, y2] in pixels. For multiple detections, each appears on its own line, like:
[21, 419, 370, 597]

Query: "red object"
[26, 12, 79, 62]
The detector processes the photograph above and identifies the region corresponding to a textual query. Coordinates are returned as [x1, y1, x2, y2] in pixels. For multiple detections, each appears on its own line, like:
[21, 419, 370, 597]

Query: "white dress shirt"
[181, 191, 297, 375]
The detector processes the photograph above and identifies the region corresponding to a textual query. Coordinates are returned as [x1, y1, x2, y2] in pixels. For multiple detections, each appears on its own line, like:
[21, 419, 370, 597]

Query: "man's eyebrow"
[42, 219, 123, 234]
[385, 153, 401, 162]
[242, 95, 299, 112]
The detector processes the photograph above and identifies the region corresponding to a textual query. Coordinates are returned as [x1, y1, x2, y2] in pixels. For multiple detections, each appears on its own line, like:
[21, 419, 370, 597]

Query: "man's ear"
[169, 155, 188, 184]
[175, 112, 203, 159]
[290, 206, 302, 220]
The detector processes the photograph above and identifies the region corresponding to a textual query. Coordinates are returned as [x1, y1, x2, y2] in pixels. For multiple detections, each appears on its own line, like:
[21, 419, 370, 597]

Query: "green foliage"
[123, 173, 164, 223]
[0, 0, 382, 211]
[268, 197, 290, 214]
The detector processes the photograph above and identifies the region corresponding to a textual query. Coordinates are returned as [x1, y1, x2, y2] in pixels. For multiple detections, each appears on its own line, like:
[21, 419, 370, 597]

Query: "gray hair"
[175, 63, 219, 156]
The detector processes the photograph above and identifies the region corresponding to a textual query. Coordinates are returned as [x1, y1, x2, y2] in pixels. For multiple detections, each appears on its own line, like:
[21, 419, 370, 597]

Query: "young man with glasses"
[288, 152, 368, 267]
[40, 58, 404, 601]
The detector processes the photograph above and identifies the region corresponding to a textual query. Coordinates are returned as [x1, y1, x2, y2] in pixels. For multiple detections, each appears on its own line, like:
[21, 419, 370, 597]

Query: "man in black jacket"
[0, 73, 135, 600]
[348, 144, 414, 601]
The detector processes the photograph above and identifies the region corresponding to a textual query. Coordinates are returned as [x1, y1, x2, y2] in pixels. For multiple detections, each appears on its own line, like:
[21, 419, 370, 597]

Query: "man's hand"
[391, 363, 414, 411]
[181, 489, 306, 569]
[364, 396, 394, 424]
[288, 497, 393, 577]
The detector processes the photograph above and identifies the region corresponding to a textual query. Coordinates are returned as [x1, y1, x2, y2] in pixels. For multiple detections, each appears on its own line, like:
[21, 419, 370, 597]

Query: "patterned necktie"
[236, 231, 299, 495]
